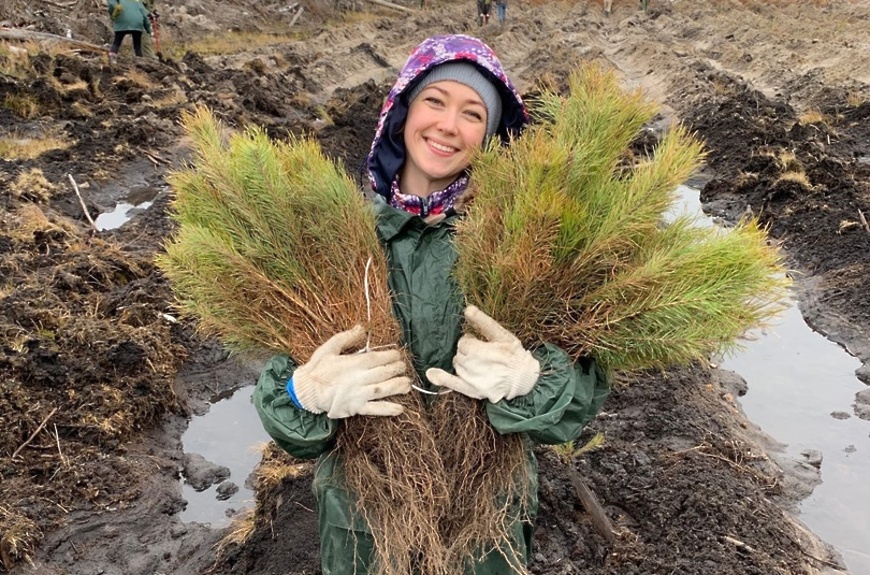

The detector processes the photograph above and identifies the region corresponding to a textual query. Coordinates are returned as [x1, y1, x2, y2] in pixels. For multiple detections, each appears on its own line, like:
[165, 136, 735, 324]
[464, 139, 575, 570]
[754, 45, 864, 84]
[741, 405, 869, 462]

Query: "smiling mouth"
[426, 139, 458, 154]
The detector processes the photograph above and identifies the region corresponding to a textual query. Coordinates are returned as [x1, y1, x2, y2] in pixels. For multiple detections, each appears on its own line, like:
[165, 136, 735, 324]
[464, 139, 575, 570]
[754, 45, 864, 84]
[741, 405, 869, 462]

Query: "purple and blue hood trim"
[365, 34, 529, 200]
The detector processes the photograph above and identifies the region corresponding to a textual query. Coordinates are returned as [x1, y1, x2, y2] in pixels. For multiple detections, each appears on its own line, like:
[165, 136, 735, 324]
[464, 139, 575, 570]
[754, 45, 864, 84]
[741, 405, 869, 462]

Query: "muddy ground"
[1, 0, 869, 574]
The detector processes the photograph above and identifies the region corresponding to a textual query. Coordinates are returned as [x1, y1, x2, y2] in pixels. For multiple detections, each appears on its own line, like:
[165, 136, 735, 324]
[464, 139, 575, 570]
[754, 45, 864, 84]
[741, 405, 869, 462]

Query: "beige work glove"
[426, 306, 540, 403]
[290, 326, 411, 418]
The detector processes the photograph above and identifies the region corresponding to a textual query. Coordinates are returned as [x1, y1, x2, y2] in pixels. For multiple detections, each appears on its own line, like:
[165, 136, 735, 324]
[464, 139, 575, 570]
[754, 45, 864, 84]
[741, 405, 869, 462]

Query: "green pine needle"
[455, 64, 790, 371]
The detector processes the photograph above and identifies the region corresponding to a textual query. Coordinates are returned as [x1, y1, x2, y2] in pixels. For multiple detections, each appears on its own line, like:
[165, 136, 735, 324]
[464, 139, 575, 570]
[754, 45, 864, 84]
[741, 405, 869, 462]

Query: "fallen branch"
[53, 424, 69, 469]
[566, 466, 616, 545]
[68, 174, 99, 233]
[288, 5, 304, 27]
[11, 407, 59, 460]
[41, 0, 80, 8]
[144, 150, 172, 165]
[278, 2, 299, 13]
[0, 27, 108, 52]
[721, 535, 755, 553]
[143, 153, 160, 168]
[858, 209, 870, 234]
[365, 0, 415, 14]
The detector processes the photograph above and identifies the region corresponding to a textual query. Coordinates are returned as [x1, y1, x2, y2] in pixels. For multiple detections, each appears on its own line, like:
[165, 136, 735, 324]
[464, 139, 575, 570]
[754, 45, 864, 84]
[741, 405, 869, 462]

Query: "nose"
[436, 110, 460, 134]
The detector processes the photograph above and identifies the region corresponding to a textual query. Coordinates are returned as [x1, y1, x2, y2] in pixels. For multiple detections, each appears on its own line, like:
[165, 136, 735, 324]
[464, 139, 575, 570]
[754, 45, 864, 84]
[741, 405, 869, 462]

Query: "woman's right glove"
[288, 325, 411, 419]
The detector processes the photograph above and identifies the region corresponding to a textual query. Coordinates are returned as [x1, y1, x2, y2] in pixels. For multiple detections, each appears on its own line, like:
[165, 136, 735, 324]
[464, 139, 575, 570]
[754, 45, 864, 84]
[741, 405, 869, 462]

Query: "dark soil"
[1, 0, 868, 574]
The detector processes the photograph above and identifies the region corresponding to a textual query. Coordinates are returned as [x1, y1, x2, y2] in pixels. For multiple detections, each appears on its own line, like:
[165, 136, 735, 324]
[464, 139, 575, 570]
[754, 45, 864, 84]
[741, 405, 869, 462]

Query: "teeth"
[428, 140, 455, 153]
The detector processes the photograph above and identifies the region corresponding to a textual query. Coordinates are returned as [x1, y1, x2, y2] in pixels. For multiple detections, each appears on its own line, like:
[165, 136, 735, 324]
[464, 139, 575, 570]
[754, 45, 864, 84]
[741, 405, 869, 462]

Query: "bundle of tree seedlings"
[455, 65, 789, 372]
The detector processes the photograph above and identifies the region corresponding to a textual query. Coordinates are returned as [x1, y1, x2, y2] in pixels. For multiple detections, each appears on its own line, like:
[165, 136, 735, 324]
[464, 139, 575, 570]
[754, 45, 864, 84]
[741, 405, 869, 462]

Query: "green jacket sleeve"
[486, 344, 611, 445]
[252, 354, 339, 459]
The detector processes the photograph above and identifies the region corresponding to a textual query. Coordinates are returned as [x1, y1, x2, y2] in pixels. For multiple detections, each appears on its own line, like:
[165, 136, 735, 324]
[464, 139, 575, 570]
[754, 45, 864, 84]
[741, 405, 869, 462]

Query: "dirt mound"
[681, 69, 870, 332]
[0, 200, 186, 568]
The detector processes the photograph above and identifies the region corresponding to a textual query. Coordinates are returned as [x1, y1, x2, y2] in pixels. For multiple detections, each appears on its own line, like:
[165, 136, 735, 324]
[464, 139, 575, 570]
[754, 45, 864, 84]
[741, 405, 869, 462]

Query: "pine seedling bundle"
[455, 64, 790, 372]
[157, 108, 451, 575]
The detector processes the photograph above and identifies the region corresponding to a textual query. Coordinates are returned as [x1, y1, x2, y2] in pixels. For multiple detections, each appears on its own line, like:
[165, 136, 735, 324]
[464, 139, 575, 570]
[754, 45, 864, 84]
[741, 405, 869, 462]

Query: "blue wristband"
[285, 376, 304, 409]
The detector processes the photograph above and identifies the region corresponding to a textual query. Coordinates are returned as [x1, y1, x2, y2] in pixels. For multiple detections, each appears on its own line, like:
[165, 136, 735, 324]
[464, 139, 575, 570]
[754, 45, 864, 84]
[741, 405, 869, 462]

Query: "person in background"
[477, 0, 492, 25]
[254, 33, 610, 575]
[495, 0, 507, 24]
[604, 0, 613, 16]
[106, 0, 152, 61]
[141, 0, 158, 59]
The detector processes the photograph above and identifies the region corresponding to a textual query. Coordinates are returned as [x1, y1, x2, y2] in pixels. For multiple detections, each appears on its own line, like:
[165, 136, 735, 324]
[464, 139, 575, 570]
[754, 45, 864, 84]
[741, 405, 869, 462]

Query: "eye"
[424, 96, 444, 106]
[464, 109, 485, 122]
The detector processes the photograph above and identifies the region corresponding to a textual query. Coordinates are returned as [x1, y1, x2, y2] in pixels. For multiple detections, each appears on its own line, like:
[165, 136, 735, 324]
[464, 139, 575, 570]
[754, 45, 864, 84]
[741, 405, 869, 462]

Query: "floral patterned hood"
[365, 34, 529, 199]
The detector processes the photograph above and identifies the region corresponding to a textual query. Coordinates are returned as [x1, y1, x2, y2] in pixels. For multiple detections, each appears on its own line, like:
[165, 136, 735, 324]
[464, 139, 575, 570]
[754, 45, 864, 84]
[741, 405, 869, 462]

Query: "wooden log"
[365, 0, 415, 14]
[0, 27, 108, 52]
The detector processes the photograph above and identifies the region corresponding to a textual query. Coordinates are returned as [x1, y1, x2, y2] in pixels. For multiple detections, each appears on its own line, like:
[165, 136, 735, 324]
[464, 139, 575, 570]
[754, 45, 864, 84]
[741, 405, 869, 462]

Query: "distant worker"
[141, 0, 159, 59]
[106, 0, 152, 61]
[495, 0, 507, 24]
[477, 0, 492, 25]
[604, 0, 613, 15]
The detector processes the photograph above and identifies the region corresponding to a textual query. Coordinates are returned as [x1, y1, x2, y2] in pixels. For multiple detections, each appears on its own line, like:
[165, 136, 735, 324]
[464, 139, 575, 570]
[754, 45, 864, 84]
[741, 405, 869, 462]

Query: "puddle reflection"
[673, 185, 870, 574]
[180, 386, 271, 527]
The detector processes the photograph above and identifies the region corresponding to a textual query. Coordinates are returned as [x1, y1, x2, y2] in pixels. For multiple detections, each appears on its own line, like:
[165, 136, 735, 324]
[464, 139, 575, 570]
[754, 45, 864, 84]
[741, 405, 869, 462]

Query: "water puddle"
[724, 304, 870, 572]
[672, 185, 870, 574]
[180, 385, 272, 527]
[93, 187, 159, 231]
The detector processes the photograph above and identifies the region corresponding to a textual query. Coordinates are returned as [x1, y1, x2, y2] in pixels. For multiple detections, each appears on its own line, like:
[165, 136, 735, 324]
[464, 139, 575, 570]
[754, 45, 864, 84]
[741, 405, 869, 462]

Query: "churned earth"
[1, 1, 869, 574]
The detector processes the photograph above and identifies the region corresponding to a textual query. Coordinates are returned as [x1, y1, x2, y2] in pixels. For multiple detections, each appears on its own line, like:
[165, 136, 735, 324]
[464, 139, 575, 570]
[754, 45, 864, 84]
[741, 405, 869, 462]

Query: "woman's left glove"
[426, 306, 540, 403]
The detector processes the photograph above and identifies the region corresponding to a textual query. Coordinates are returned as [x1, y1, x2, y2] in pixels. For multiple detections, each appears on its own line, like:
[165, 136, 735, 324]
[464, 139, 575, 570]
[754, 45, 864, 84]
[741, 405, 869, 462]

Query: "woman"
[254, 34, 610, 575]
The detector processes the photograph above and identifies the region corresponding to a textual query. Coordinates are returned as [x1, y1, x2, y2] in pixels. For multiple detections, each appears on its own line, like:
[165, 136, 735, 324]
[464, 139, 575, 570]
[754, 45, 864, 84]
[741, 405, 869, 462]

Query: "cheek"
[462, 124, 487, 150]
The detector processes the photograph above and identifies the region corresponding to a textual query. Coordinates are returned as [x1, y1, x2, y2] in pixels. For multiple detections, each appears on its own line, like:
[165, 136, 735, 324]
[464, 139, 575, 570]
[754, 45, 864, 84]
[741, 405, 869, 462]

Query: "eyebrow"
[423, 85, 485, 108]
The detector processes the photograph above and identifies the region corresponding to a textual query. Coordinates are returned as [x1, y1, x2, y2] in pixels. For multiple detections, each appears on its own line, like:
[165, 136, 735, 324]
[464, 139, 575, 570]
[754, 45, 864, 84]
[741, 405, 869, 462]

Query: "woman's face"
[401, 80, 488, 197]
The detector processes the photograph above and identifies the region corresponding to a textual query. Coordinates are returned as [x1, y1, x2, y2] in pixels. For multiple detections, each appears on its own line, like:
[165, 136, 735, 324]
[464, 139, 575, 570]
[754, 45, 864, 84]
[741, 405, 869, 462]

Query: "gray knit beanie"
[407, 62, 503, 140]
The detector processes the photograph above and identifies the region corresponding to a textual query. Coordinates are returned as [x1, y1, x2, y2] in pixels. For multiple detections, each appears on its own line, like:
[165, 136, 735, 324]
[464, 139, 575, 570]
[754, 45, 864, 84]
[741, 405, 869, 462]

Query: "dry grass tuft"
[774, 150, 803, 173]
[775, 171, 812, 188]
[125, 68, 156, 90]
[70, 101, 94, 118]
[151, 86, 187, 109]
[10, 169, 55, 202]
[845, 91, 866, 107]
[251, 442, 311, 489]
[8, 203, 70, 242]
[0, 507, 41, 571]
[0, 42, 32, 78]
[215, 508, 256, 556]
[798, 108, 827, 125]
[0, 131, 72, 160]
[2, 93, 40, 119]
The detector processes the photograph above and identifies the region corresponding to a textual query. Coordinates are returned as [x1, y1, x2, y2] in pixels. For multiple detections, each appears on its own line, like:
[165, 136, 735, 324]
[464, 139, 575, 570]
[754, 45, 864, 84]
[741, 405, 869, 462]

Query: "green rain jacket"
[254, 198, 611, 575]
[107, 0, 152, 34]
